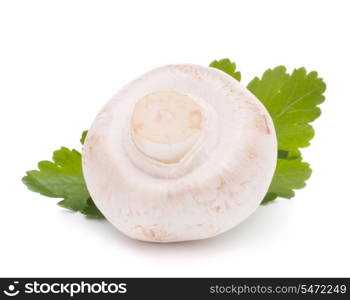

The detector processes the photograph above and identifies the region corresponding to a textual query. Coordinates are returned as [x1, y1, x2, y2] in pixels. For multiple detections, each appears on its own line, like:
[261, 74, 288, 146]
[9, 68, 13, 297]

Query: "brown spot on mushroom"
[196, 198, 216, 205]
[149, 229, 156, 239]
[83, 145, 94, 161]
[224, 201, 232, 210]
[133, 225, 174, 242]
[189, 110, 202, 129]
[153, 228, 173, 241]
[133, 123, 144, 133]
[255, 114, 271, 135]
[228, 191, 237, 199]
[262, 114, 271, 134]
[246, 148, 257, 160]
[155, 109, 174, 122]
[86, 133, 101, 145]
[216, 178, 225, 190]
[212, 206, 221, 213]
[244, 100, 260, 113]
[174, 65, 202, 80]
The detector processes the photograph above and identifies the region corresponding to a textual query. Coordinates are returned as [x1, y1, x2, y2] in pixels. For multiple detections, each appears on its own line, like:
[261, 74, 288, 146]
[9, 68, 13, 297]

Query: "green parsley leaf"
[209, 58, 241, 81]
[80, 130, 88, 145]
[22, 145, 104, 219]
[248, 67, 325, 203]
[248, 66, 326, 154]
[261, 158, 312, 204]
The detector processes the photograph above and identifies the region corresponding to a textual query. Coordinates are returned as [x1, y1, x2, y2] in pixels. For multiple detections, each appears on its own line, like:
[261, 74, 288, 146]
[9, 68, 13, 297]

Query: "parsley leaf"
[261, 158, 312, 204]
[247, 66, 325, 203]
[22, 145, 104, 219]
[209, 58, 241, 81]
[80, 130, 88, 145]
[248, 66, 326, 154]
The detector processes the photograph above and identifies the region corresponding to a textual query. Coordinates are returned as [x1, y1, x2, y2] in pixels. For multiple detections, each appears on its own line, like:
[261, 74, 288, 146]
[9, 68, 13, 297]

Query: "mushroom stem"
[130, 90, 204, 164]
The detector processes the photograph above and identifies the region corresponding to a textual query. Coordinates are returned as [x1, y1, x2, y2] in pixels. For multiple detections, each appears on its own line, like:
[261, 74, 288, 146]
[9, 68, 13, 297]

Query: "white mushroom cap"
[82, 64, 277, 242]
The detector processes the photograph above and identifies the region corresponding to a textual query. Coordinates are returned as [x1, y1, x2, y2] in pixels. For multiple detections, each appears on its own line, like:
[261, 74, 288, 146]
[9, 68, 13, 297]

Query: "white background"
[1, 0, 349, 277]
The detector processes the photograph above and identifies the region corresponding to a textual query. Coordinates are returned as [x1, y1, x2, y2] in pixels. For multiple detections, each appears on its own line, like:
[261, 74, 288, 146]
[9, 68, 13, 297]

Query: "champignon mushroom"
[82, 64, 277, 242]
